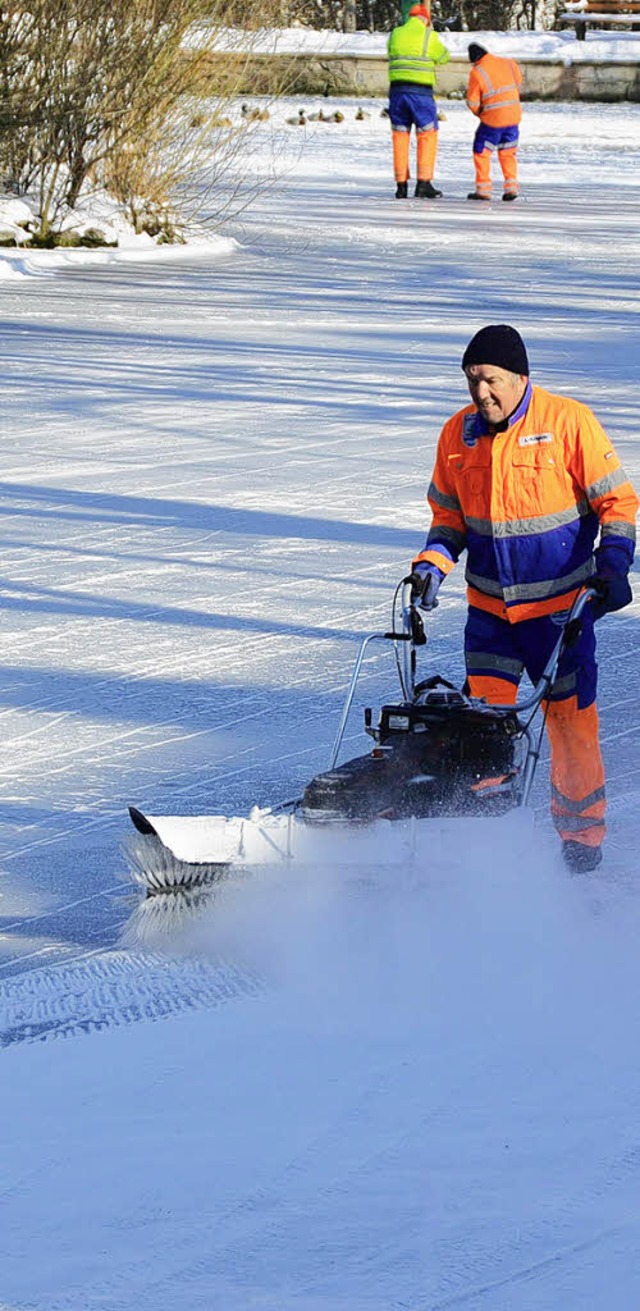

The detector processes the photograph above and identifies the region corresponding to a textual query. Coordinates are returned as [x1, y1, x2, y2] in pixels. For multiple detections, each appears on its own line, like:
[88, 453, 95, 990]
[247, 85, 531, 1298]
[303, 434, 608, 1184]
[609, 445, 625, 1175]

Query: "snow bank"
[0, 185, 238, 277]
[229, 24, 640, 63]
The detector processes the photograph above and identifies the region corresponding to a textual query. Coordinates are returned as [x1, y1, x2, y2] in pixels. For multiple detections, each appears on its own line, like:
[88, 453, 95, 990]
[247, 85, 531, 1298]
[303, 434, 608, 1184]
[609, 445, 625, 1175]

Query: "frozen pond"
[0, 95, 639, 1311]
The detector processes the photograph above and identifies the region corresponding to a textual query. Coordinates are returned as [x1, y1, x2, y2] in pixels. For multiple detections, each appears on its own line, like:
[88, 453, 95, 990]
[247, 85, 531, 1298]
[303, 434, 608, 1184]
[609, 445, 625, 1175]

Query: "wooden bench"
[559, 0, 640, 39]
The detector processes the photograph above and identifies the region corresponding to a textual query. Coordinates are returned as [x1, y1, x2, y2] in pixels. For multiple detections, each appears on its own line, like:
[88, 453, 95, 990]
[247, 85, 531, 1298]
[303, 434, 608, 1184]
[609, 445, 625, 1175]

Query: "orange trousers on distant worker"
[473, 144, 518, 199]
[393, 127, 437, 183]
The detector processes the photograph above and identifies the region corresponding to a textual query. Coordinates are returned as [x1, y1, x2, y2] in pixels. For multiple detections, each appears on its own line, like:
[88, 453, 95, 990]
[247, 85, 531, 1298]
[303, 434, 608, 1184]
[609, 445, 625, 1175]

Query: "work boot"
[502, 192, 518, 202]
[415, 180, 442, 198]
[467, 191, 490, 201]
[395, 181, 408, 199]
[562, 840, 603, 873]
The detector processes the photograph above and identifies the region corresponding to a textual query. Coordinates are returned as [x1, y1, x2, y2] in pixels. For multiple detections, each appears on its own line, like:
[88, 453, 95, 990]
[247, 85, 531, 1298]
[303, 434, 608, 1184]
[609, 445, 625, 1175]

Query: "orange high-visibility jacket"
[413, 385, 638, 624]
[467, 53, 522, 128]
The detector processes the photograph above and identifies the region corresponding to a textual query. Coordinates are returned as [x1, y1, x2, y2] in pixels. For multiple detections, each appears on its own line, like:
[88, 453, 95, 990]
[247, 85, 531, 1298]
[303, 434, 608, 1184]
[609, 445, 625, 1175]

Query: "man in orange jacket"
[411, 324, 638, 872]
[466, 43, 522, 202]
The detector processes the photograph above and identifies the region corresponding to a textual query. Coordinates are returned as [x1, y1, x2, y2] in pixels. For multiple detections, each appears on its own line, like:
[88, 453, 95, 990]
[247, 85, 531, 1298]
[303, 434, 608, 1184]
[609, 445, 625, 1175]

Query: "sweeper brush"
[126, 580, 596, 894]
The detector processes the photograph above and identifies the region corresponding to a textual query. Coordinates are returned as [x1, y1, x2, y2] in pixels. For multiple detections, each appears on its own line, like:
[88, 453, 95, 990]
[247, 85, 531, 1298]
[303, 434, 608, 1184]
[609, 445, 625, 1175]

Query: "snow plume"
[116, 816, 640, 1308]
[125, 814, 640, 1068]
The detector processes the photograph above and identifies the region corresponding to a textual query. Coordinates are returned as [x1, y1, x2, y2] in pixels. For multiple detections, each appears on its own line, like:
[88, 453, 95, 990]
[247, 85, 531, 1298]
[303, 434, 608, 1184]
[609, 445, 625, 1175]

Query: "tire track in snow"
[0, 944, 262, 1049]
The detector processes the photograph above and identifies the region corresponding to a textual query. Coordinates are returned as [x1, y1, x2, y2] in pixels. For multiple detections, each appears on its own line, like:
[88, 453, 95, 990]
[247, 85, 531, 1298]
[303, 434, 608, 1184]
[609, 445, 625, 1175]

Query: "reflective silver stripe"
[466, 558, 594, 602]
[465, 501, 590, 538]
[601, 520, 637, 542]
[464, 515, 494, 535]
[465, 651, 523, 676]
[476, 64, 519, 108]
[477, 66, 494, 93]
[389, 58, 436, 75]
[484, 94, 520, 109]
[549, 671, 577, 696]
[388, 51, 438, 76]
[428, 481, 461, 513]
[427, 525, 466, 552]
[552, 784, 606, 814]
[465, 570, 503, 598]
[586, 467, 628, 502]
[552, 813, 603, 834]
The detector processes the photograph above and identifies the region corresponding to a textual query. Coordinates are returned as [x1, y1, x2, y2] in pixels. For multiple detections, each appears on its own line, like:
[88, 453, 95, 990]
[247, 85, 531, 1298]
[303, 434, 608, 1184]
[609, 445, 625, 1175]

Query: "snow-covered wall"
[215, 28, 640, 98]
[247, 49, 640, 98]
[213, 28, 640, 97]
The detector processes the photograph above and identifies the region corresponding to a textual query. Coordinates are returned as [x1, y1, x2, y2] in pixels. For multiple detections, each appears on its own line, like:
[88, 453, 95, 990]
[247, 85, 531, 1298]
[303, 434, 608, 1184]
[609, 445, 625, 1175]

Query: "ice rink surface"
[0, 99, 639, 1310]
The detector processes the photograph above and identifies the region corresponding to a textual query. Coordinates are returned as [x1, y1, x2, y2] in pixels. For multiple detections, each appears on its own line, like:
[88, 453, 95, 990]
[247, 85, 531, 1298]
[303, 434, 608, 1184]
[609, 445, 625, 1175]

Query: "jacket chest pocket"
[464, 470, 488, 500]
[453, 454, 491, 507]
[512, 443, 557, 475]
[510, 443, 567, 516]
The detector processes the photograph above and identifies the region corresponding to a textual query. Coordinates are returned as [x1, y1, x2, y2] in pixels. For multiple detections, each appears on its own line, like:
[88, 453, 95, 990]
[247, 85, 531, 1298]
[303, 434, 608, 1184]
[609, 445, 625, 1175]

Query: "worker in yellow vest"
[466, 43, 523, 202]
[387, 4, 450, 199]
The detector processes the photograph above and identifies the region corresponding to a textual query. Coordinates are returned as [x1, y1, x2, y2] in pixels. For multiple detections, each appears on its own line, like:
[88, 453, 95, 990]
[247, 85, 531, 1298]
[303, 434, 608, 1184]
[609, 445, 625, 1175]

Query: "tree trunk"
[343, 0, 357, 31]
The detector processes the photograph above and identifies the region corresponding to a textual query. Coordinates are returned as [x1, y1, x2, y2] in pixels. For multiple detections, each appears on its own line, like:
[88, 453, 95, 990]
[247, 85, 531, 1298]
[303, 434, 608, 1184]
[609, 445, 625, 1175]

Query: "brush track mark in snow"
[420, 1226, 627, 1309]
[0, 949, 262, 1048]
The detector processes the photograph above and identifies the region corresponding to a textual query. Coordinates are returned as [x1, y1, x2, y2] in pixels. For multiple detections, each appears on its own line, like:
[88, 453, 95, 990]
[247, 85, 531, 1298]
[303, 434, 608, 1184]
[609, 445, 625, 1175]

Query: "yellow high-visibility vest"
[388, 17, 450, 87]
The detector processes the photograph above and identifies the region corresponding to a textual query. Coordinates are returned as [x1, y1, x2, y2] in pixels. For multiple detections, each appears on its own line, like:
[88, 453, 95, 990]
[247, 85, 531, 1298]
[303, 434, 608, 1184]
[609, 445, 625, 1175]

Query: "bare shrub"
[0, 0, 293, 241]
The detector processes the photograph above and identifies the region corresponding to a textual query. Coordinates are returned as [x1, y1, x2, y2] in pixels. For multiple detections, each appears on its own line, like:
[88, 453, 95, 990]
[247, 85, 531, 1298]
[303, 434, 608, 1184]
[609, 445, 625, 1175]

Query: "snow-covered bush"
[0, 0, 290, 245]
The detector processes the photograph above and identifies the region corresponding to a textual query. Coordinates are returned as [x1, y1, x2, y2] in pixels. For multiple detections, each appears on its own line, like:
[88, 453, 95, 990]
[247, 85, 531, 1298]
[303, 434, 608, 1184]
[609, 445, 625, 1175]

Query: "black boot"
[415, 180, 442, 199]
[467, 191, 490, 201]
[562, 840, 603, 873]
[502, 192, 518, 202]
[395, 181, 408, 199]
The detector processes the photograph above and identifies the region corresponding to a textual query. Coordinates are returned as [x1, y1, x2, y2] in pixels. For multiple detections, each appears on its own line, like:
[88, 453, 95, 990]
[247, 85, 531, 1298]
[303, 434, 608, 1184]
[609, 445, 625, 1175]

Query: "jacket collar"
[472, 379, 532, 438]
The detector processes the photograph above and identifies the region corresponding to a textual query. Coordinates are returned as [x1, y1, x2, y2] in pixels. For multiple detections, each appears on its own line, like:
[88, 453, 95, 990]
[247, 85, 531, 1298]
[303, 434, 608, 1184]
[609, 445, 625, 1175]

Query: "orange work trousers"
[468, 673, 606, 850]
[473, 144, 518, 199]
[464, 603, 605, 850]
[393, 127, 437, 183]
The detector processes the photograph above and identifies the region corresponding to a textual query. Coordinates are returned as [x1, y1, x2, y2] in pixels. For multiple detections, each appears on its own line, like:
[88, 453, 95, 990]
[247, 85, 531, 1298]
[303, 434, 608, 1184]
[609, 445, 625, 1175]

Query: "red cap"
[408, 4, 431, 17]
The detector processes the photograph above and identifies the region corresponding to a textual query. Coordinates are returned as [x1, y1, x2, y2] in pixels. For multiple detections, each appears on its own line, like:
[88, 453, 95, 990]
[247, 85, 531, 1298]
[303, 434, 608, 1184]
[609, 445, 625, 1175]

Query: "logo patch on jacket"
[518, 432, 554, 447]
[463, 414, 478, 447]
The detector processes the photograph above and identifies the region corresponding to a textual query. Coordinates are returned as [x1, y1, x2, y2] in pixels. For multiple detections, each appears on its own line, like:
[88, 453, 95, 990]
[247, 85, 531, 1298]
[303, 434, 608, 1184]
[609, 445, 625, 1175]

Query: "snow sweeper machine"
[127, 579, 597, 894]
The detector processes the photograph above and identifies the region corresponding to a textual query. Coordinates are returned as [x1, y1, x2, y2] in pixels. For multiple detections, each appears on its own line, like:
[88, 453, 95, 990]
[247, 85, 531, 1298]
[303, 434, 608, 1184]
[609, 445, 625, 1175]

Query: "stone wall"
[243, 52, 640, 100]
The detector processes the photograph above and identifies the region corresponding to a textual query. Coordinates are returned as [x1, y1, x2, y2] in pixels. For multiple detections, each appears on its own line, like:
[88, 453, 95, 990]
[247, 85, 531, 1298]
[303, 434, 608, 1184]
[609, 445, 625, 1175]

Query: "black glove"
[590, 573, 633, 620]
[409, 563, 444, 611]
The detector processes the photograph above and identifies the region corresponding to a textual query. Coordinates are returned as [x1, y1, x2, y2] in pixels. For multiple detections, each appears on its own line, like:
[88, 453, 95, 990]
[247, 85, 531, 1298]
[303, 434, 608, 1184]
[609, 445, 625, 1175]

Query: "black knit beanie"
[462, 324, 530, 376]
[468, 43, 488, 62]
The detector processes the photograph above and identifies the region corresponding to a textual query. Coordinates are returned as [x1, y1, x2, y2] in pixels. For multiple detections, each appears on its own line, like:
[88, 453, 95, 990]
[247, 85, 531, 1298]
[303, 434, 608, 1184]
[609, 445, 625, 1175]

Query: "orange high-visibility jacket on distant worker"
[466, 52, 522, 128]
[413, 385, 639, 625]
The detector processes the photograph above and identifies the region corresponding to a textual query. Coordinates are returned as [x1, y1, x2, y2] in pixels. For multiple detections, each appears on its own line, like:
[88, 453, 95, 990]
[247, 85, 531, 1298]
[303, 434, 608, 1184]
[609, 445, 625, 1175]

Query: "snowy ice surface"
[0, 98, 640, 1310]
